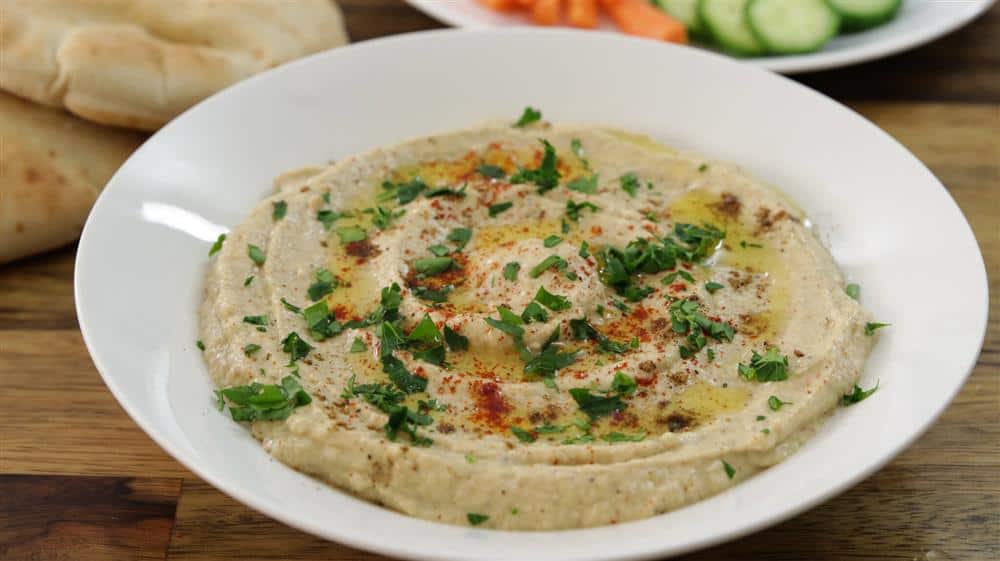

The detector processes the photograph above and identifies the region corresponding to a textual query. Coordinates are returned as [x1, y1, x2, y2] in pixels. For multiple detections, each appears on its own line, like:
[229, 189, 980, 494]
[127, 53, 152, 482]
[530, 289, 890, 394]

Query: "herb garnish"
[864, 322, 890, 336]
[619, 172, 640, 197]
[570, 138, 589, 169]
[215, 375, 311, 422]
[570, 388, 626, 420]
[565, 200, 599, 222]
[342, 375, 432, 446]
[244, 276, 254, 287]
[543, 235, 563, 248]
[317, 209, 347, 230]
[842, 381, 879, 406]
[272, 200, 287, 221]
[414, 256, 455, 276]
[669, 298, 734, 358]
[447, 227, 472, 250]
[767, 395, 791, 411]
[367, 205, 405, 230]
[280, 331, 313, 362]
[476, 163, 506, 179]
[609, 371, 637, 396]
[488, 201, 513, 217]
[467, 513, 490, 526]
[845, 283, 861, 300]
[705, 281, 724, 294]
[196, 340, 206, 351]
[738, 348, 789, 382]
[503, 261, 521, 281]
[208, 234, 226, 256]
[336, 226, 366, 244]
[569, 318, 629, 354]
[722, 460, 735, 479]
[509, 139, 561, 193]
[350, 337, 367, 353]
[529, 254, 569, 278]
[602, 430, 646, 443]
[307, 268, 336, 301]
[444, 325, 469, 351]
[514, 106, 542, 127]
[379, 178, 427, 205]
[511, 426, 536, 443]
[567, 174, 599, 194]
[579, 241, 590, 258]
[425, 184, 467, 199]
[521, 302, 548, 323]
[247, 244, 266, 266]
[535, 286, 572, 311]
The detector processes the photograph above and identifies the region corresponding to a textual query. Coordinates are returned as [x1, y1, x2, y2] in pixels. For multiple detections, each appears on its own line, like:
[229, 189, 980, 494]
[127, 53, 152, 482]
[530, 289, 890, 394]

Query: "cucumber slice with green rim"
[747, 0, 840, 55]
[654, 0, 707, 37]
[826, 0, 902, 31]
[699, 0, 766, 56]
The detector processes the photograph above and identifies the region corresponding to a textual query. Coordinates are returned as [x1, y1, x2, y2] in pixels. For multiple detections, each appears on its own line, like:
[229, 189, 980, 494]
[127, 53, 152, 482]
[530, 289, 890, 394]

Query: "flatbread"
[0, 91, 145, 264]
[0, 0, 349, 131]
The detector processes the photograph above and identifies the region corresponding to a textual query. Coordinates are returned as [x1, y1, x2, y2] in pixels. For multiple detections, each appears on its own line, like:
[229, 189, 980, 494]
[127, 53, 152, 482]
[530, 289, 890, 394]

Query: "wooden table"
[2, 2, 997, 559]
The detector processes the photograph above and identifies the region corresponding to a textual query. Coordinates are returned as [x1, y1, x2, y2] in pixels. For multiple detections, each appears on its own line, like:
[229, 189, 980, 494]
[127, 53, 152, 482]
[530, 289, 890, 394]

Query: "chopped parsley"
[543, 235, 564, 248]
[196, 340, 206, 351]
[247, 244, 266, 266]
[412, 285, 452, 303]
[722, 460, 735, 479]
[243, 314, 267, 327]
[566, 174, 598, 194]
[569, 388, 626, 420]
[619, 172, 640, 197]
[368, 205, 405, 230]
[845, 283, 861, 300]
[316, 209, 346, 230]
[578, 241, 590, 258]
[529, 254, 569, 278]
[488, 201, 514, 217]
[669, 298, 734, 358]
[570, 138, 589, 168]
[602, 430, 646, 443]
[335, 225, 366, 244]
[698, 163, 708, 172]
[738, 348, 789, 382]
[379, 178, 427, 205]
[425, 184, 467, 199]
[280, 331, 313, 362]
[208, 234, 226, 257]
[242, 343, 262, 356]
[243, 276, 254, 287]
[535, 286, 572, 311]
[569, 318, 629, 354]
[509, 139, 561, 193]
[502, 261, 521, 281]
[705, 281, 725, 294]
[215, 375, 311, 422]
[349, 337, 367, 353]
[444, 325, 469, 351]
[513, 106, 542, 127]
[520, 302, 548, 323]
[476, 163, 505, 179]
[609, 371, 637, 396]
[864, 322, 890, 336]
[307, 268, 337, 301]
[467, 513, 490, 526]
[842, 381, 880, 406]
[565, 199, 599, 222]
[447, 227, 472, 250]
[280, 298, 301, 313]
[272, 200, 287, 221]
[768, 395, 791, 411]
[511, 426, 536, 443]
[414, 256, 455, 276]
[740, 240, 764, 249]
[342, 375, 432, 446]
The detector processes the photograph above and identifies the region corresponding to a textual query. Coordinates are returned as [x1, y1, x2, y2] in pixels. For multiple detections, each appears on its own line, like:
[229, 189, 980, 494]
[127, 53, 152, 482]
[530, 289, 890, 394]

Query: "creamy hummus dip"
[200, 116, 880, 530]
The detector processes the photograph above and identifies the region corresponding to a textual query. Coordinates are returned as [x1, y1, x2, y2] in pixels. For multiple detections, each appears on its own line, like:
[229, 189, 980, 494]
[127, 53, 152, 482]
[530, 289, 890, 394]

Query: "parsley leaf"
[368, 205, 405, 230]
[307, 268, 337, 301]
[414, 256, 455, 276]
[669, 298, 734, 358]
[520, 301, 549, 323]
[514, 107, 542, 127]
[609, 371, 637, 396]
[535, 286, 572, 311]
[705, 281, 725, 294]
[196, 340, 206, 351]
[570, 138, 589, 168]
[602, 430, 646, 443]
[447, 227, 472, 250]
[569, 318, 629, 354]
[350, 337, 367, 353]
[272, 200, 287, 221]
[216, 375, 311, 422]
[477, 163, 506, 179]
[317, 209, 347, 230]
[379, 178, 427, 205]
[865, 322, 890, 336]
[567, 174, 599, 194]
[842, 381, 879, 406]
[208, 234, 226, 256]
[619, 172, 640, 197]
[845, 283, 860, 300]
[488, 201, 514, 217]
[425, 185, 467, 199]
[529, 255, 569, 278]
[768, 395, 791, 411]
[336, 226, 366, 244]
[722, 460, 735, 479]
[565, 200, 599, 222]
[444, 325, 469, 351]
[543, 235, 563, 248]
[511, 426, 536, 443]
[509, 139, 561, 193]
[243, 343, 261, 356]
[281, 331, 313, 362]
[570, 388, 626, 420]
[738, 348, 789, 382]
[467, 513, 490, 526]
[503, 261, 521, 281]
[247, 244, 266, 266]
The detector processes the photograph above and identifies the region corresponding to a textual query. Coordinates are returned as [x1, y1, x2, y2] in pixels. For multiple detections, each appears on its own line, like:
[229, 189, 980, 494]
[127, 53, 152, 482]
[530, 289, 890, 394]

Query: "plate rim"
[403, 0, 997, 74]
[74, 27, 990, 561]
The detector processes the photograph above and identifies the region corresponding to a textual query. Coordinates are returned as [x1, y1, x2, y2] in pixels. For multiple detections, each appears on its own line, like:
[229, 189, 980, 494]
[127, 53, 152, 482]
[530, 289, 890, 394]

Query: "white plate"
[405, 0, 995, 73]
[76, 29, 988, 561]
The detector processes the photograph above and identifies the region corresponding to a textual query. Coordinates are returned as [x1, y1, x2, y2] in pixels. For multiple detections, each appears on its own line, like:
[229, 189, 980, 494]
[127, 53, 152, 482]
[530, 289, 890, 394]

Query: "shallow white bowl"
[406, 0, 996, 73]
[76, 29, 988, 561]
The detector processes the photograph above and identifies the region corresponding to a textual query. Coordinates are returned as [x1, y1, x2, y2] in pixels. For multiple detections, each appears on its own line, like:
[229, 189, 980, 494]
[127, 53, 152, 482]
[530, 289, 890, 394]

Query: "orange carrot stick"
[532, 0, 562, 25]
[602, 0, 687, 43]
[567, 0, 598, 28]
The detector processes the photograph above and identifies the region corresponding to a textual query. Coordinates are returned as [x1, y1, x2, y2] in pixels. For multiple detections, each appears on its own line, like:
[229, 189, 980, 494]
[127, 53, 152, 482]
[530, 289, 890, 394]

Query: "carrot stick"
[602, 0, 687, 43]
[478, 0, 523, 11]
[532, 0, 562, 25]
[567, 0, 598, 28]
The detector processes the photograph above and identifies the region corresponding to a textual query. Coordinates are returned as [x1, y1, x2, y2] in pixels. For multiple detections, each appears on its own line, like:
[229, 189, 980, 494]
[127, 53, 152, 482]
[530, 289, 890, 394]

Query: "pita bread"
[0, 91, 145, 264]
[0, 0, 348, 131]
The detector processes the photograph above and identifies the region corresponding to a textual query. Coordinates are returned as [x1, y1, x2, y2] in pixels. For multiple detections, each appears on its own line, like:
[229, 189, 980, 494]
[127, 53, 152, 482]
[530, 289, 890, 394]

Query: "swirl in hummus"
[199, 115, 881, 530]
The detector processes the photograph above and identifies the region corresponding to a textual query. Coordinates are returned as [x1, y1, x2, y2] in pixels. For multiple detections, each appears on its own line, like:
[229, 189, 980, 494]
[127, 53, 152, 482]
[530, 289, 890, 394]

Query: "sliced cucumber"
[699, 0, 766, 56]
[747, 0, 840, 55]
[826, 0, 901, 31]
[654, 0, 707, 38]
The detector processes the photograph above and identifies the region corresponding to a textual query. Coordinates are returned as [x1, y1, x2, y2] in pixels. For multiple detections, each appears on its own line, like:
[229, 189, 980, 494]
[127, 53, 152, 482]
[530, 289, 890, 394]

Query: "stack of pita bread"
[0, 0, 349, 264]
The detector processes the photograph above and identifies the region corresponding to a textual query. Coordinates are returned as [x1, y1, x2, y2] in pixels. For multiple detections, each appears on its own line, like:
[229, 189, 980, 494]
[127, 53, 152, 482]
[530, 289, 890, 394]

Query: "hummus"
[199, 120, 877, 530]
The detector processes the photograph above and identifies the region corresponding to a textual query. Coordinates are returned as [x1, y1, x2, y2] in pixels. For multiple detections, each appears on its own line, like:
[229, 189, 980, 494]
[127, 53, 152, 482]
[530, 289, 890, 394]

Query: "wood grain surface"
[1, 2, 997, 560]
